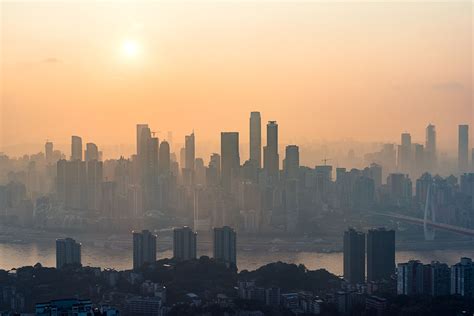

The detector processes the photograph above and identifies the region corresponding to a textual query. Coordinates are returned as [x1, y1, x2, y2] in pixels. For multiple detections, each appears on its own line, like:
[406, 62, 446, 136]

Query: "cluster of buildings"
[0, 112, 474, 234]
[56, 226, 237, 270]
[0, 114, 473, 235]
[343, 228, 395, 285]
[397, 257, 474, 298]
[0, 225, 471, 316]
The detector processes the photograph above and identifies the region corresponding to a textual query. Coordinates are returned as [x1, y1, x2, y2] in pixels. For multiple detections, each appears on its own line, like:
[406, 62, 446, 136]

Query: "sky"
[0, 1, 472, 158]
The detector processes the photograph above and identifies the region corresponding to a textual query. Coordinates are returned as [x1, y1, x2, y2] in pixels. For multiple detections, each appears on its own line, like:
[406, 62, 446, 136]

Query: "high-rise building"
[213, 226, 237, 266]
[185, 132, 195, 171]
[397, 260, 424, 295]
[451, 257, 474, 298]
[398, 132, 411, 174]
[173, 226, 197, 261]
[133, 230, 157, 270]
[147, 136, 160, 209]
[220, 132, 240, 192]
[158, 141, 171, 175]
[425, 124, 437, 172]
[364, 163, 382, 189]
[87, 160, 103, 211]
[57, 159, 87, 210]
[284, 145, 299, 180]
[425, 261, 451, 297]
[367, 228, 395, 282]
[458, 125, 469, 173]
[263, 121, 279, 179]
[386, 173, 412, 207]
[284, 178, 299, 232]
[249, 112, 262, 168]
[85, 143, 99, 162]
[137, 125, 151, 179]
[343, 228, 365, 284]
[71, 136, 83, 161]
[136, 124, 149, 156]
[412, 143, 424, 177]
[179, 147, 186, 170]
[45, 141, 54, 164]
[136, 125, 160, 211]
[206, 153, 221, 186]
[56, 237, 81, 268]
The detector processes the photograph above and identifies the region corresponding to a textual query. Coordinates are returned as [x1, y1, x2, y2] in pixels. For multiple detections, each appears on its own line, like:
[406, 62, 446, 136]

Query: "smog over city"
[0, 1, 473, 315]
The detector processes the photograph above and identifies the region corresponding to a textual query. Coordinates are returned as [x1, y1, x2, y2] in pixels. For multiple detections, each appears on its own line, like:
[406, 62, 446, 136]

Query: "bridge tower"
[423, 182, 436, 240]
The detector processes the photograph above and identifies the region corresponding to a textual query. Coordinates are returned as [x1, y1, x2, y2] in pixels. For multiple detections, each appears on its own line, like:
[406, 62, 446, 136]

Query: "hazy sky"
[1, 1, 472, 156]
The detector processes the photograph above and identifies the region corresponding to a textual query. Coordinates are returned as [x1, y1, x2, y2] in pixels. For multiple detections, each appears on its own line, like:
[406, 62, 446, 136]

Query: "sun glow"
[121, 39, 140, 58]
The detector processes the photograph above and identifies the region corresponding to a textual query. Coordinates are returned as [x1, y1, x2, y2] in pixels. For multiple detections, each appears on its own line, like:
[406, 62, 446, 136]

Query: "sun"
[121, 39, 140, 58]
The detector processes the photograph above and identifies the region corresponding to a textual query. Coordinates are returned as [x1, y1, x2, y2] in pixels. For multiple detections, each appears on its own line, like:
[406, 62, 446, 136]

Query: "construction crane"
[321, 158, 331, 166]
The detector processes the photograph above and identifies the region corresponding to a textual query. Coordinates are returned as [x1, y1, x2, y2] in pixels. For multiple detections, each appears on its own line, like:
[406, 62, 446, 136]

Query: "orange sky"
[1, 1, 472, 157]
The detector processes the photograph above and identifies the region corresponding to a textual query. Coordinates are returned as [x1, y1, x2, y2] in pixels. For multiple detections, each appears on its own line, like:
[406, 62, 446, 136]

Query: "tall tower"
[284, 145, 299, 179]
[56, 237, 81, 269]
[185, 132, 195, 171]
[45, 141, 54, 164]
[425, 124, 437, 172]
[85, 143, 99, 162]
[398, 132, 412, 174]
[173, 226, 197, 261]
[458, 125, 469, 173]
[249, 112, 261, 168]
[220, 132, 240, 192]
[71, 136, 83, 161]
[343, 228, 366, 284]
[264, 121, 279, 179]
[367, 228, 396, 282]
[213, 226, 237, 266]
[158, 141, 171, 175]
[136, 124, 149, 156]
[133, 230, 157, 270]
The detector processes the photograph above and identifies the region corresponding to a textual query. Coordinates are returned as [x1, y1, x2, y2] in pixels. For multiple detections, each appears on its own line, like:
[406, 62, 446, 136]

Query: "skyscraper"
[158, 141, 171, 175]
[45, 141, 53, 164]
[425, 124, 437, 171]
[426, 261, 451, 297]
[133, 230, 157, 270]
[398, 132, 411, 174]
[264, 121, 279, 179]
[343, 228, 365, 284]
[206, 153, 221, 186]
[185, 132, 195, 171]
[220, 132, 240, 192]
[213, 226, 237, 266]
[173, 226, 197, 261]
[451, 257, 474, 297]
[57, 159, 87, 210]
[412, 143, 425, 177]
[56, 237, 81, 269]
[137, 124, 151, 176]
[458, 125, 469, 173]
[284, 145, 299, 179]
[136, 124, 149, 156]
[367, 228, 395, 282]
[147, 136, 160, 209]
[397, 260, 424, 295]
[249, 112, 261, 168]
[71, 136, 83, 161]
[86, 160, 103, 211]
[85, 143, 99, 162]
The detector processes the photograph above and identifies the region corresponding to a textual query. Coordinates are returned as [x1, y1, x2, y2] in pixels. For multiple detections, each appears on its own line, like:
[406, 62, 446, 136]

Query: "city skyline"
[1, 1, 472, 153]
[0, 1, 473, 314]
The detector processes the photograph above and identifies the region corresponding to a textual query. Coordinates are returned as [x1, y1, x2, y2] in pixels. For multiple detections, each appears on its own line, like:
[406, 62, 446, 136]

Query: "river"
[0, 241, 472, 275]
